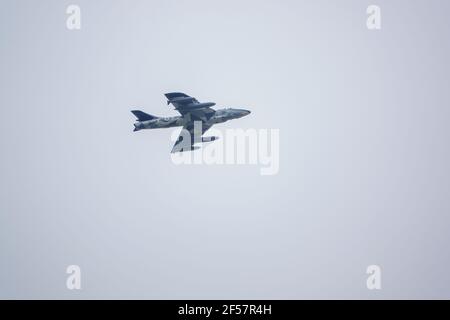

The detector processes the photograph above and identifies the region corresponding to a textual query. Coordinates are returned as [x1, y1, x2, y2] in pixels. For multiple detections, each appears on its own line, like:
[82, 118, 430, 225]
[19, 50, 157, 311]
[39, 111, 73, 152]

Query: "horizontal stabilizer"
[131, 110, 157, 121]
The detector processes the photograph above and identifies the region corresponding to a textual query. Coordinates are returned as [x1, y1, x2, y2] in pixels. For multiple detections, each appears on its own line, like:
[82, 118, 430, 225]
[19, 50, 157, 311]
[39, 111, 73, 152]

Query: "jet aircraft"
[131, 92, 251, 152]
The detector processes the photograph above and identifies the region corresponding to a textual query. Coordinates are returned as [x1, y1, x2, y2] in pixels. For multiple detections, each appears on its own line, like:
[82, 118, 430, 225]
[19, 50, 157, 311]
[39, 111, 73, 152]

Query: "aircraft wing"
[165, 92, 198, 109]
[165, 92, 216, 119]
[171, 121, 213, 153]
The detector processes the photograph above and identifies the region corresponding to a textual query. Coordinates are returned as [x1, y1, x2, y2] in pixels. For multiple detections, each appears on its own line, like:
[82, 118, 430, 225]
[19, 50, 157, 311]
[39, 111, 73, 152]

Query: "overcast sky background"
[1, 0, 450, 299]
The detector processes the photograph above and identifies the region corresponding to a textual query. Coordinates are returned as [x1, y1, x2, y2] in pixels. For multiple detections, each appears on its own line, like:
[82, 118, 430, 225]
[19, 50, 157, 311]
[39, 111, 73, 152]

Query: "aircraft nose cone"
[240, 109, 251, 117]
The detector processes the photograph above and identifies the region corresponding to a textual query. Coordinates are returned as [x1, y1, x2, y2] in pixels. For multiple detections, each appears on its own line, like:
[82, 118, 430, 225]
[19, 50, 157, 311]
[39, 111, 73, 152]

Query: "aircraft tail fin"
[131, 110, 157, 121]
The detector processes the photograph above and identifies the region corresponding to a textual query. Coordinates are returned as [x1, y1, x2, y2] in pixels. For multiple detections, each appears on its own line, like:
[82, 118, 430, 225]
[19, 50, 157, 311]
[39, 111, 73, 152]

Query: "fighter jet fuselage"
[133, 108, 250, 131]
[131, 92, 250, 152]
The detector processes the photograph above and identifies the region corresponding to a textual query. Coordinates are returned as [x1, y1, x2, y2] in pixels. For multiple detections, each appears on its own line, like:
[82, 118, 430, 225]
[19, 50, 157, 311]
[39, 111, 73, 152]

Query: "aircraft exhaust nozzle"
[133, 123, 141, 132]
[201, 136, 219, 143]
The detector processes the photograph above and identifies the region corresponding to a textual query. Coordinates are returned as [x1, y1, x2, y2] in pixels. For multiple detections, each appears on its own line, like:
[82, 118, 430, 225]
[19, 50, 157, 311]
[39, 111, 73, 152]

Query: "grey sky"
[1, 0, 449, 299]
